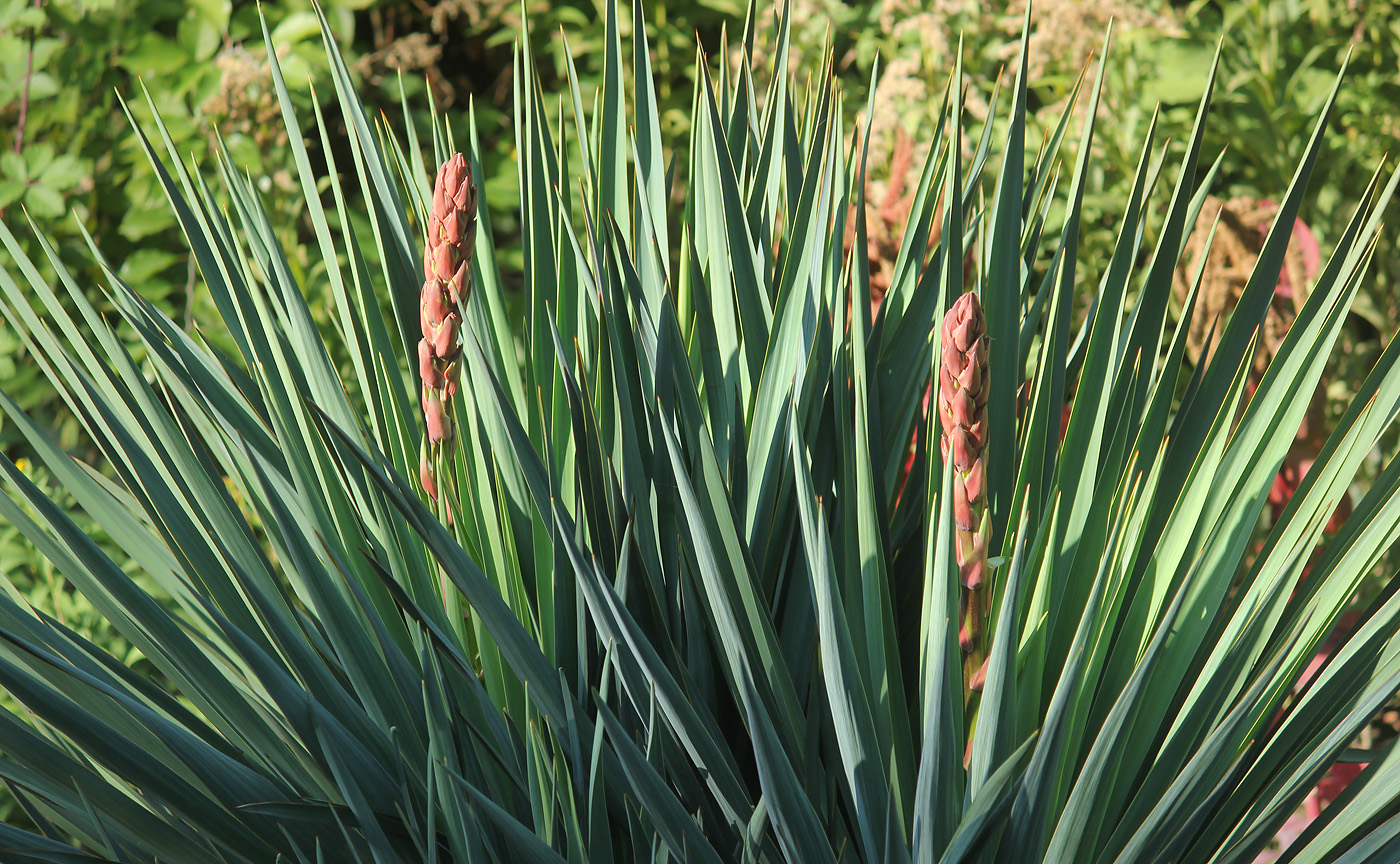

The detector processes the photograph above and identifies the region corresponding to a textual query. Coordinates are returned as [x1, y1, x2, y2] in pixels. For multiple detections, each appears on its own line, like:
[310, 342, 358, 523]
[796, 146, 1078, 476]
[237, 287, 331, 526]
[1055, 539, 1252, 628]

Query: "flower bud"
[429, 314, 460, 360]
[418, 340, 444, 390]
[442, 360, 461, 399]
[419, 441, 438, 501]
[422, 281, 451, 329]
[423, 389, 454, 444]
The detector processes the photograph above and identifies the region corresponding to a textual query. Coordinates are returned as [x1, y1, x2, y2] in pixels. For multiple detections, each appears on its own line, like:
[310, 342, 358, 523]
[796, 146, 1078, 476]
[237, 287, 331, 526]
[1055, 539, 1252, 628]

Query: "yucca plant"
[2, 1, 1399, 861]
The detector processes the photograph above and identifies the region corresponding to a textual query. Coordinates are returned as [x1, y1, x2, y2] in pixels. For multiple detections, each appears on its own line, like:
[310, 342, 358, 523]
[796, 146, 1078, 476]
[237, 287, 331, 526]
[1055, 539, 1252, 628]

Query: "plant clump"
[1, 4, 1399, 863]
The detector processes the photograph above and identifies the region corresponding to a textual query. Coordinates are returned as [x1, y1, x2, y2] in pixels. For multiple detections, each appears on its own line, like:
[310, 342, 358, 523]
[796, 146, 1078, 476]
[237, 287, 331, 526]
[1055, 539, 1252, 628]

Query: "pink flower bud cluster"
[938, 292, 991, 693]
[418, 153, 478, 500]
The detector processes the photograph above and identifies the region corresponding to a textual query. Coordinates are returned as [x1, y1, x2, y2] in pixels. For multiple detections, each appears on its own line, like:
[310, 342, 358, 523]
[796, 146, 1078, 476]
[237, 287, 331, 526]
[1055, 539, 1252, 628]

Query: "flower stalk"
[419, 152, 478, 505]
[938, 291, 991, 695]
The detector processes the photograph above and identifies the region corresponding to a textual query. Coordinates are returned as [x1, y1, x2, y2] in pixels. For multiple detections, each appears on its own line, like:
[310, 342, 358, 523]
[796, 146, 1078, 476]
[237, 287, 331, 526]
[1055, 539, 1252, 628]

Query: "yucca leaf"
[596, 703, 725, 864]
[939, 732, 1037, 864]
[737, 669, 839, 864]
[966, 503, 1028, 791]
[981, 4, 1030, 543]
[791, 409, 905, 864]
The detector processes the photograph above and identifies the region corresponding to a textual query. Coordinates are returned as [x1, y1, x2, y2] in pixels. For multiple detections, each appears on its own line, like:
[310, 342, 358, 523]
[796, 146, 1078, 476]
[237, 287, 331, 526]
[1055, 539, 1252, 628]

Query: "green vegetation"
[2, 0, 1400, 860]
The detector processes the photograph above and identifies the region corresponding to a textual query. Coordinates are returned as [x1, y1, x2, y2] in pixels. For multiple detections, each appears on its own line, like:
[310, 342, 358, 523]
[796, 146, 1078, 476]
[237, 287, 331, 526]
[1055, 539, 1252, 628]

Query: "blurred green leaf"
[0, 181, 24, 209]
[39, 154, 85, 190]
[23, 184, 63, 219]
[0, 151, 26, 184]
[1138, 39, 1216, 104]
[118, 34, 191, 76]
[270, 11, 322, 46]
[118, 248, 180, 284]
